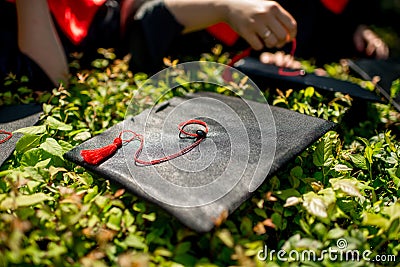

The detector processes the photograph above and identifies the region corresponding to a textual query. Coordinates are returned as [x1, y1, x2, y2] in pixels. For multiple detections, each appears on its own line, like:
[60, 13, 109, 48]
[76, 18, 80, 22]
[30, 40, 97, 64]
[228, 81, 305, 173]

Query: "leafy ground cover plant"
[0, 48, 399, 267]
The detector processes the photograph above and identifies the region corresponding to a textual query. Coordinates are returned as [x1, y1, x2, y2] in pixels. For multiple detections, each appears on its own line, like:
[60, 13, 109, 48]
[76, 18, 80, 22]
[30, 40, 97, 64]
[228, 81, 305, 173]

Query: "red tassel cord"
[80, 119, 208, 166]
[223, 47, 252, 82]
[222, 38, 305, 82]
[0, 130, 13, 144]
[277, 38, 306, 76]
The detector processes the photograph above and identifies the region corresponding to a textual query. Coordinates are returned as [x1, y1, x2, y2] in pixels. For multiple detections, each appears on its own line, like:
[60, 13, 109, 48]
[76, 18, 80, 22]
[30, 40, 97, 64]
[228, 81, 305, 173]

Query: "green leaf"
[365, 146, 373, 165]
[362, 213, 390, 230]
[304, 86, 314, 98]
[40, 138, 64, 158]
[20, 148, 44, 167]
[240, 217, 253, 236]
[330, 178, 362, 198]
[46, 242, 67, 258]
[15, 193, 52, 207]
[275, 188, 301, 200]
[123, 234, 147, 250]
[284, 196, 301, 207]
[333, 164, 353, 172]
[173, 254, 197, 267]
[390, 167, 400, 188]
[216, 229, 234, 248]
[15, 134, 42, 154]
[122, 209, 135, 228]
[357, 137, 370, 147]
[349, 154, 367, 170]
[313, 135, 333, 167]
[271, 212, 282, 228]
[289, 166, 302, 188]
[42, 103, 54, 114]
[73, 131, 91, 142]
[46, 116, 73, 131]
[302, 192, 328, 218]
[175, 241, 192, 255]
[35, 158, 52, 168]
[382, 203, 400, 221]
[326, 228, 346, 239]
[58, 140, 74, 153]
[319, 188, 336, 206]
[254, 208, 267, 218]
[290, 166, 303, 178]
[106, 207, 123, 231]
[272, 98, 287, 106]
[387, 218, 400, 240]
[14, 125, 46, 135]
[312, 223, 327, 238]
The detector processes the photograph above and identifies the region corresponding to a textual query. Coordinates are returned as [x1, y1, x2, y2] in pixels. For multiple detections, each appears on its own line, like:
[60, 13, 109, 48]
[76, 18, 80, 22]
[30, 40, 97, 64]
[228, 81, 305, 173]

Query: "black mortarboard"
[65, 92, 335, 232]
[347, 58, 400, 111]
[0, 104, 42, 166]
[234, 57, 383, 102]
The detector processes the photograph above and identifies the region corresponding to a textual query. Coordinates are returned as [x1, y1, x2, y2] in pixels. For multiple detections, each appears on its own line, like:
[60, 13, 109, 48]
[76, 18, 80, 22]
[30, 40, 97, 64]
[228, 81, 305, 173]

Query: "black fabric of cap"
[0, 104, 42, 166]
[235, 57, 383, 102]
[347, 58, 400, 112]
[65, 92, 335, 232]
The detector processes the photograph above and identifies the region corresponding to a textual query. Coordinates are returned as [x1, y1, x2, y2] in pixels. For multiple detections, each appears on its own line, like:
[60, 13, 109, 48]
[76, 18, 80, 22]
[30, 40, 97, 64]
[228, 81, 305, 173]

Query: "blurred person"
[260, 0, 389, 69]
[0, 0, 296, 89]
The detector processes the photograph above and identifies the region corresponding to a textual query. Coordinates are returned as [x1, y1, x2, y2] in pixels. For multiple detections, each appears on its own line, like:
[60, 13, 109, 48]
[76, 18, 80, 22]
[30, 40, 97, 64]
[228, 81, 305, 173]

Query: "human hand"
[353, 24, 389, 59]
[259, 51, 302, 69]
[223, 0, 297, 50]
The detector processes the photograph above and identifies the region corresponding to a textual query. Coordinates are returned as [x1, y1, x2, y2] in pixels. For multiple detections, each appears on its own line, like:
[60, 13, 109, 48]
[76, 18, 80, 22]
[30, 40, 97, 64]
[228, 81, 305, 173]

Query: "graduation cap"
[65, 91, 335, 232]
[0, 104, 42, 166]
[234, 57, 383, 102]
[347, 58, 400, 112]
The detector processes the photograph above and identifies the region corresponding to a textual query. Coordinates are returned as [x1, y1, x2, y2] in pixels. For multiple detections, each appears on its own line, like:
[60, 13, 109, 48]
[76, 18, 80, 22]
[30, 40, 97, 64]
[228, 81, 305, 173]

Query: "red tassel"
[80, 120, 208, 166]
[223, 47, 252, 83]
[0, 130, 13, 144]
[81, 137, 123, 165]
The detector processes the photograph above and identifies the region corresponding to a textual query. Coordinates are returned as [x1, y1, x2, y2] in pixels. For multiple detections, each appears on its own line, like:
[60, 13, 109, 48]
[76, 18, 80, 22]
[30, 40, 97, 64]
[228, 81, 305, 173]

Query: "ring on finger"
[263, 28, 272, 39]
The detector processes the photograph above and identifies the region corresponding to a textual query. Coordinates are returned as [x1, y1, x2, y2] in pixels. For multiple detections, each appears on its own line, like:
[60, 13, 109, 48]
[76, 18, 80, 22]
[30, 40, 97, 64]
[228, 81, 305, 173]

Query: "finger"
[256, 26, 278, 48]
[260, 52, 273, 64]
[366, 42, 375, 56]
[291, 60, 302, 69]
[262, 33, 278, 49]
[264, 18, 289, 48]
[353, 35, 365, 52]
[242, 30, 264, 50]
[314, 68, 328, 77]
[376, 44, 389, 59]
[283, 54, 294, 68]
[274, 5, 297, 40]
[274, 51, 285, 67]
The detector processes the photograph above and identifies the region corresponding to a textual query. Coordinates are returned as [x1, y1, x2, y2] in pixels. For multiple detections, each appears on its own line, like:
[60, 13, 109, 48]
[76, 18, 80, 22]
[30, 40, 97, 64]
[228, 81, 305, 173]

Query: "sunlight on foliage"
[0, 48, 399, 266]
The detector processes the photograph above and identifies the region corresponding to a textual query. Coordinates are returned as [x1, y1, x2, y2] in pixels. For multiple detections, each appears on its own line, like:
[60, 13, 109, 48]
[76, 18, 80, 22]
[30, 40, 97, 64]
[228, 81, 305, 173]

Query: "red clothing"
[320, 0, 349, 14]
[7, 0, 105, 45]
[48, 0, 106, 45]
[207, 23, 239, 47]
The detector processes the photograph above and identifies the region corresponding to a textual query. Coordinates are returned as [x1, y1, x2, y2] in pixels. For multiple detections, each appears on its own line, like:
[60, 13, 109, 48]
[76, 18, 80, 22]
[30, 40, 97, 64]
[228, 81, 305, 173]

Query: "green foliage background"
[0, 46, 399, 267]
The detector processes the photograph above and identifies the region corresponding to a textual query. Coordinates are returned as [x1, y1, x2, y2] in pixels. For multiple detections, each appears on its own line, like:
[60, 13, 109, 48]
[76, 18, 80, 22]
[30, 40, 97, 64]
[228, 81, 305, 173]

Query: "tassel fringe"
[81, 137, 122, 165]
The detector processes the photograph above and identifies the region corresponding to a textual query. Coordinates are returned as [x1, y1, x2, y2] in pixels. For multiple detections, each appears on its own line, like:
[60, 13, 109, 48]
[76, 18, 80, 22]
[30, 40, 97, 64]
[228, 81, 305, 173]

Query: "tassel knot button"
[196, 130, 206, 139]
[114, 137, 123, 148]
